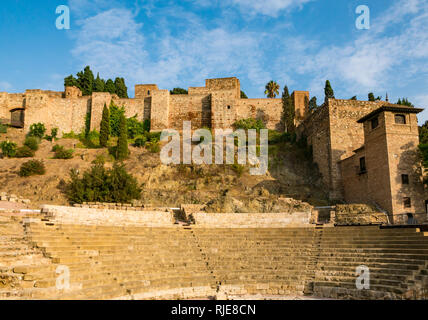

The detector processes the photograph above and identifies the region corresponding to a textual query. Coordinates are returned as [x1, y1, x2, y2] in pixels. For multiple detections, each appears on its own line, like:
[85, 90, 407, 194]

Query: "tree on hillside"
[264, 81, 280, 98]
[309, 96, 318, 112]
[94, 73, 106, 92]
[105, 79, 116, 95]
[324, 80, 335, 100]
[419, 121, 428, 145]
[397, 98, 414, 107]
[99, 104, 110, 148]
[114, 77, 128, 98]
[368, 93, 382, 101]
[281, 85, 294, 133]
[116, 113, 128, 161]
[170, 88, 188, 95]
[76, 66, 95, 96]
[240, 90, 248, 99]
[350, 96, 357, 100]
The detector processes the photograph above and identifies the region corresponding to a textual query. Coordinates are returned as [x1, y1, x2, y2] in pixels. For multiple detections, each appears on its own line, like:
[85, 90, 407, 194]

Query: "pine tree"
[64, 75, 78, 88]
[105, 79, 116, 94]
[324, 80, 335, 100]
[94, 73, 106, 92]
[350, 96, 357, 100]
[397, 98, 414, 107]
[240, 90, 248, 99]
[368, 92, 375, 101]
[114, 77, 128, 98]
[76, 66, 95, 96]
[116, 113, 128, 160]
[99, 104, 110, 147]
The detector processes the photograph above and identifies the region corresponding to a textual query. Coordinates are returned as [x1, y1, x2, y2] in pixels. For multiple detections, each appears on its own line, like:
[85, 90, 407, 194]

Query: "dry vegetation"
[0, 128, 328, 212]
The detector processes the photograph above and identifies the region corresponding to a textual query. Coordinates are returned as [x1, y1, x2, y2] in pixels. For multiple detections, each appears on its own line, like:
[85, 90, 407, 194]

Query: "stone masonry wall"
[236, 99, 283, 130]
[168, 94, 211, 129]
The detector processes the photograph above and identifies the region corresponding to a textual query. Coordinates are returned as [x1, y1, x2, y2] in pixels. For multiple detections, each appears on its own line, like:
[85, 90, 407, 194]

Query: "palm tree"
[264, 81, 280, 98]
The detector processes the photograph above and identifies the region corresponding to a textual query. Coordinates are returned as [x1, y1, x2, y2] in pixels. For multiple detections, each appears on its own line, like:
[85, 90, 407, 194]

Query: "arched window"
[395, 114, 406, 124]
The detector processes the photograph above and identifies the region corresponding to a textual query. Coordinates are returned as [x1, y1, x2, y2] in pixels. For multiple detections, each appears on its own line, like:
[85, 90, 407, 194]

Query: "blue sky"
[1, 0, 428, 123]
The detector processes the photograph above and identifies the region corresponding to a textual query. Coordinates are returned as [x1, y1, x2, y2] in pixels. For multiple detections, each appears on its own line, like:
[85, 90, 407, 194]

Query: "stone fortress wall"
[1, 76, 427, 221]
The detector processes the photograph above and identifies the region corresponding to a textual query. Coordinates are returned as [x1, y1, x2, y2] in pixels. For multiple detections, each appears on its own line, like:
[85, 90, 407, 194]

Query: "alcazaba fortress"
[0, 77, 426, 224]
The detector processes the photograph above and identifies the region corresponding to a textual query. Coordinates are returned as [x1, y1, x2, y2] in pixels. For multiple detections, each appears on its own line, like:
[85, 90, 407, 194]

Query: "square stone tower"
[356, 105, 426, 223]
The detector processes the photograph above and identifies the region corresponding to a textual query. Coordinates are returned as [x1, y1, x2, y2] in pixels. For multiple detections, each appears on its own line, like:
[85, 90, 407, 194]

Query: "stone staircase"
[0, 214, 427, 300]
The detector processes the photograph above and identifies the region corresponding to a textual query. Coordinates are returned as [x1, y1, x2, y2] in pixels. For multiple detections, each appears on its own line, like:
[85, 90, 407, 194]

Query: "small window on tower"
[227, 105, 231, 110]
[359, 157, 366, 173]
[403, 197, 411, 208]
[371, 117, 379, 129]
[395, 114, 406, 124]
[147, 90, 150, 95]
[401, 174, 409, 185]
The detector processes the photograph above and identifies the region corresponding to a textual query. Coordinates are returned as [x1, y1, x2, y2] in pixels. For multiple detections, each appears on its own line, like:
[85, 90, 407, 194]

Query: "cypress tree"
[94, 73, 106, 92]
[282, 85, 294, 133]
[324, 80, 335, 100]
[368, 92, 375, 101]
[116, 113, 128, 160]
[99, 104, 110, 147]
[114, 77, 128, 98]
[105, 79, 116, 94]
[76, 66, 95, 96]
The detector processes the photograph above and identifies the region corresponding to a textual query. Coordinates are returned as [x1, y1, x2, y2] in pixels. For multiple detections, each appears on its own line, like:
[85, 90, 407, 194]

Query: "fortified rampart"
[0, 77, 286, 134]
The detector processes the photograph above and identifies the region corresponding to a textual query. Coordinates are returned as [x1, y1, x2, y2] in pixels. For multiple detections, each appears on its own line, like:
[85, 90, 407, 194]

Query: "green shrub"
[268, 130, 291, 145]
[146, 141, 160, 153]
[62, 131, 80, 139]
[53, 145, 74, 159]
[0, 140, 17, 157]
[51, 144, 62, 152]
[15, 146, 35, 158]
[0, 124, 7, 134]
[127, 116, 146, 139]
[230, 164, 245, 177]
[233, 118, 266, 131]
[134, 136, 147, 148]
[147, 131, 161, 142]
[65, 162, 141, 204]
[19, 160, 46, 177]
[24, 136, 40, 151]
[44, 128, 59, 142]
[143, 119, 151, 132]
[29, 123, 46, 138]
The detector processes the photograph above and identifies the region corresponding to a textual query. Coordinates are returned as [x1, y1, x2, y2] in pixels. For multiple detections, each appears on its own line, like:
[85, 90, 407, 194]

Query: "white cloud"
[70, 6, 271, 93]
[275, 0, 428, 100]
[227, 0, 314, 17]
